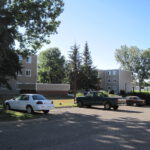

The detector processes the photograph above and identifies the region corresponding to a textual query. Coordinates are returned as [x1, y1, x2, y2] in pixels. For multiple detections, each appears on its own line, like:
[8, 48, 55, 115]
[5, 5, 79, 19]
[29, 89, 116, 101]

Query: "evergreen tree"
[68, 43, 81, 97]
[81, 42, 99, 90]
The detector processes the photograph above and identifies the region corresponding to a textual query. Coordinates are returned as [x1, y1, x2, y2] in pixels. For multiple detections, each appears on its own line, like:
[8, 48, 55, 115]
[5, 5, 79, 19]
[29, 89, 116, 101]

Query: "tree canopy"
[115, 45, 150, 90]
[0, 0, 64, 87]
[38, 48, 65, 83]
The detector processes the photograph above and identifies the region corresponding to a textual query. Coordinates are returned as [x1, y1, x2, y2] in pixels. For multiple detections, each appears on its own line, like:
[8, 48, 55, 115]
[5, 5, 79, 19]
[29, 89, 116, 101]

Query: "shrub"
[109, 90, 114, 94]
[76, 92, 84, 97]
[120, 90, 126, 96]
[99, 90, 109, 97]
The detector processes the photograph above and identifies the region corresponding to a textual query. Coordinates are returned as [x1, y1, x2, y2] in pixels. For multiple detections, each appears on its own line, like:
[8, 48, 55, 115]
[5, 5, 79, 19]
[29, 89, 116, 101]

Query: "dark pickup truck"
[76, 92, 125, 110]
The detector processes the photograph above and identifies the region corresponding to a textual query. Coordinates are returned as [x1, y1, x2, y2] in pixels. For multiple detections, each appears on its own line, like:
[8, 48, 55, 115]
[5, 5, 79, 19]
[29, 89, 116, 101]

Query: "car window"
[32, 95, 46, 100]
[20, 95, 29, 101]
[15, 96, 22, 100]
[97, 93, 103, 97]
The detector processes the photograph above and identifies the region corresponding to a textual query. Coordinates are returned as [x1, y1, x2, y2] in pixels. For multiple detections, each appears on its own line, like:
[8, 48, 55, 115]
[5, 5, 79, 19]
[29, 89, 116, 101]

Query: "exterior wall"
[119, 70, 132, 93]
[36, 84, 70, 96]
[98, 69, 132, 93]
[0, 55, 37, 94]
[16, 55, 37, 89]
[104, 70, 119, 93]
[98, 70, 105, 90]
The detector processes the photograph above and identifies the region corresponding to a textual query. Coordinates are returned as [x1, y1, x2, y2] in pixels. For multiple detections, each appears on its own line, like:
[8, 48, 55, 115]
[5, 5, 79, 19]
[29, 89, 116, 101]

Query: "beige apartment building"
[98, 69, 132, 93]
[0, 55, 37, 94]
[0, 55, 70, 95]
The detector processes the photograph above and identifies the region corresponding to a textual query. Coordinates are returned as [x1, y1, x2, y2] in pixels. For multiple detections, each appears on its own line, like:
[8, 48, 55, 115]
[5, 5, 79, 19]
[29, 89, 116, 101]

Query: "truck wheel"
[86, 105, 91, 108]
[113, 106, 119, 110]
[77, 101, 83, 107]
[104, 103, 111, 110]
[43, 110, 49, 114]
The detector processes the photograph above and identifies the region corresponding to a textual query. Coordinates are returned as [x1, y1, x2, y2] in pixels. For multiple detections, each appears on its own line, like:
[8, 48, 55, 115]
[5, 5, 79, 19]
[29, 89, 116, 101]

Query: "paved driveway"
[0, 106, 150, 150]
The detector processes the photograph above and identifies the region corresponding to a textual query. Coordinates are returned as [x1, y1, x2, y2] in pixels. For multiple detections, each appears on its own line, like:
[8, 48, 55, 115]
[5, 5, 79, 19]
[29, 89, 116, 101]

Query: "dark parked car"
[126, 96, 145, 106]
[76, 92, 125, 110]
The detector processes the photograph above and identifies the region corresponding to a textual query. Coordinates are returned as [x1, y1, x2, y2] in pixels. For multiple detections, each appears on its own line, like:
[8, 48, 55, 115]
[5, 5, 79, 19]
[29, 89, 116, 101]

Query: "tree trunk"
[139, 80, 142, 92]
[73, 71, 77, 101]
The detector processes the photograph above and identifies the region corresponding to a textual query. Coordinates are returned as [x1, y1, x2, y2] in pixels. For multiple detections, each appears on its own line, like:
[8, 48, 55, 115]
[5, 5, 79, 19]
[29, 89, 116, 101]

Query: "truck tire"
[104, 103, 111, 110]
[43, 110, 49, 114]
[77, 101, 83, 107]
[86, 105, 91, 108]
[113, 106, 119, 110]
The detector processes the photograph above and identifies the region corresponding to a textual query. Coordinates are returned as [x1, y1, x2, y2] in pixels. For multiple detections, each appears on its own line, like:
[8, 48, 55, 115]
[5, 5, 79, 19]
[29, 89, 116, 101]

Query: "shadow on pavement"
[89, 106, 143, 113]
[0, 109, 150, 150]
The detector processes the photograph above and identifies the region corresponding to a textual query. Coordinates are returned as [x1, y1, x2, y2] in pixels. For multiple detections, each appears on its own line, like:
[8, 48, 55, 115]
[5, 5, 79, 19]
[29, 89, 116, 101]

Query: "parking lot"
[0, 106, 150, 150]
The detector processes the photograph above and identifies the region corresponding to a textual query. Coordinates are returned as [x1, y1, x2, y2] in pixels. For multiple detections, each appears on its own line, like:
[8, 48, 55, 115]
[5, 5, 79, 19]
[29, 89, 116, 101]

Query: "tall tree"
[68, 43, 81, 98]
[38, 48, 65, 83]
[0, 0, 64, 87]
[115, 45, 150, 91]
[81, 42, 99, 90]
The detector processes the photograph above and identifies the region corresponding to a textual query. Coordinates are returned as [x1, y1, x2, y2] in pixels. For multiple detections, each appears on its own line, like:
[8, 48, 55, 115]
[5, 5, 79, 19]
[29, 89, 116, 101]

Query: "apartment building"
[0, 55, 37, 94]
[98, 69, 132, 93]
[0, 55, 70, 95]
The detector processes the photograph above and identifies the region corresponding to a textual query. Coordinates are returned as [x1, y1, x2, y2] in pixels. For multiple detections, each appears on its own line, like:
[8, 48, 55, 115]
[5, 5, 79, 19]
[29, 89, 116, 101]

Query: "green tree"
[68, 43, 81, 98]
[0, 0, 64, 87]
[81, 42, 99, 90]
[38, 48, 65, 83]
[115, 45, 150, 91]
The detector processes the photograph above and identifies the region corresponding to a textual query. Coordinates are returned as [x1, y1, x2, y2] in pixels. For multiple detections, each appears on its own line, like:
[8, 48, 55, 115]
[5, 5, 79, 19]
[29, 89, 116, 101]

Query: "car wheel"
[77, 101, 83, 107]
[5, 103, 11, 110]
[26, 106, 34, 114]
[126, 102, 130, 106]
[113, 106, 119, 111]
[43, 110, 49, 114]
[104, 103, 111, 110]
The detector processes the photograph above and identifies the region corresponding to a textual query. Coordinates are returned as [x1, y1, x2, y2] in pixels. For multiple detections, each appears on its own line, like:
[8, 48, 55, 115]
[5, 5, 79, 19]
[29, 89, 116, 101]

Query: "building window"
[18, 55, 23, 63]
[113, 71, 116, 75]
[26, 56, 32, 63]
[25, 69, 31, 77]
[107, 71, 111, 76]
[108, 80, 110, 82]
[17, 71, 23, 76]
[108, 87, 111, 90]
[113, 80, 116, 82]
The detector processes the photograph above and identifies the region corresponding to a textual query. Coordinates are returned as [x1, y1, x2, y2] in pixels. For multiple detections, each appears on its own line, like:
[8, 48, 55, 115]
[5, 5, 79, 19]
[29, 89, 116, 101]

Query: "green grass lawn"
[0, 109, 44, 122]
[53, 99, 76, 107]
[134, 90, 150, 93]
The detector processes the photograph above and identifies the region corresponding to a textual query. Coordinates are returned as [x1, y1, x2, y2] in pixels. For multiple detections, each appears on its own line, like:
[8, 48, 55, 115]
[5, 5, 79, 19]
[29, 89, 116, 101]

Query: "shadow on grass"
[0, 108, 46, 122]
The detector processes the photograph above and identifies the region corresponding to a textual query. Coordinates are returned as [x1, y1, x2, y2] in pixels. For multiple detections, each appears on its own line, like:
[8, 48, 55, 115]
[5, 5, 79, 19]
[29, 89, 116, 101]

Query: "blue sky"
[40, 0, 150, 69]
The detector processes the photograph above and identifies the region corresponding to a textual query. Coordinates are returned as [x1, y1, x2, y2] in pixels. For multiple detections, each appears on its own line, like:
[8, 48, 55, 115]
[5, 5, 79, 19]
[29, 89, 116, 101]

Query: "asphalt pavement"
[0, 106, 150, 150]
